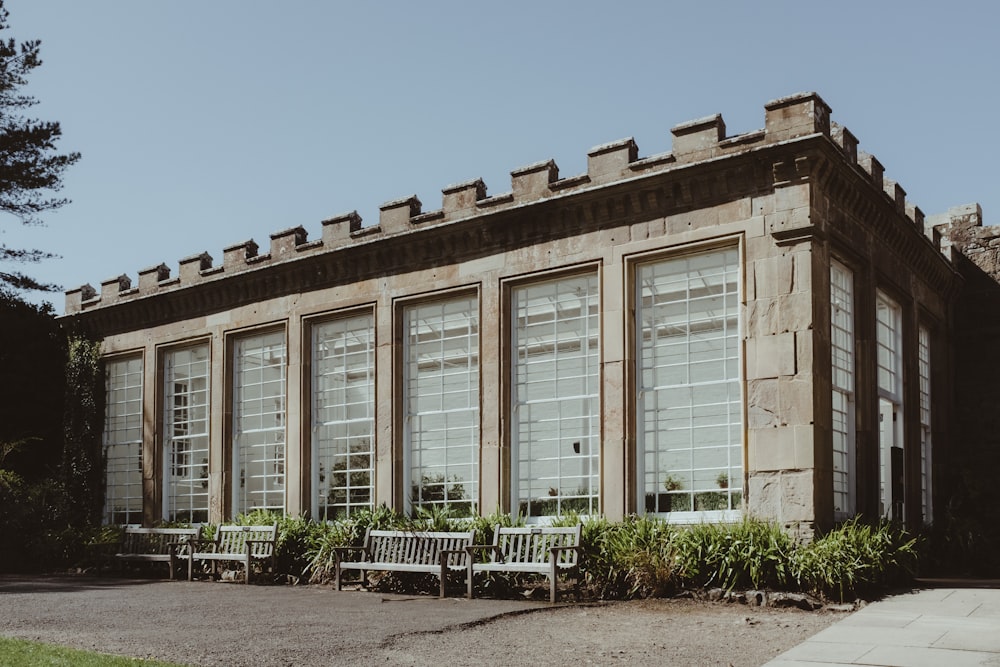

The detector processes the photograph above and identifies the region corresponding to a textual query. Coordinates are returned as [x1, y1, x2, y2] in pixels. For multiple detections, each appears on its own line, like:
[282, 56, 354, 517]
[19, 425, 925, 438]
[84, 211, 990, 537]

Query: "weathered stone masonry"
[64, 92, 968, 537]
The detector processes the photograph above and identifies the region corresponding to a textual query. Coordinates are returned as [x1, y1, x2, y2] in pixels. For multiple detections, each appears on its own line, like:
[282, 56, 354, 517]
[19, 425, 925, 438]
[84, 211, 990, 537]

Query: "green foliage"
[0, 0, 82, 292]
[792, 517, 918, 602]
[0, 636, 184, 667]
[672, 518, 794, 591]
[583, 515, 679, 599]
[61, 335, 104, 529]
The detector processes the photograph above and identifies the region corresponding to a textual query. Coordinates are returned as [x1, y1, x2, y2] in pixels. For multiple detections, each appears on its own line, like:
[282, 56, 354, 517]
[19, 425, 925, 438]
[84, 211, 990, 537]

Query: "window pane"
[405, 296, 479, 516]
[512, 273, 600, 519]
[313, 314, 375, 520]
[233, 331, 286, 514]
[831, 260, 855, 517]
[104, 356, 144, 524]
[164, 344, 210, 523]
[637, 248, 742, 516]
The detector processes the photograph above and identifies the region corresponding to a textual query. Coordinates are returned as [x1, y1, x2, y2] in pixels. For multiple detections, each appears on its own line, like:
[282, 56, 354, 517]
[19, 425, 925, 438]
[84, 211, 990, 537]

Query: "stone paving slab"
[764, 587, 1000, 667]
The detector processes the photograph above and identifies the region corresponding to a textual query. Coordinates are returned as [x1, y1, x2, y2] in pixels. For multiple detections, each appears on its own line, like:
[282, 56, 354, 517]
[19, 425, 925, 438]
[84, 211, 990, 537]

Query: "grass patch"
[0, 637, 186, 666]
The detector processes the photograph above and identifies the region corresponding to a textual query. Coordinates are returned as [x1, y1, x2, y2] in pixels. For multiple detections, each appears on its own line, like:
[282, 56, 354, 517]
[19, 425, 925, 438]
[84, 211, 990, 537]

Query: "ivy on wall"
[61, 335, 104, 529]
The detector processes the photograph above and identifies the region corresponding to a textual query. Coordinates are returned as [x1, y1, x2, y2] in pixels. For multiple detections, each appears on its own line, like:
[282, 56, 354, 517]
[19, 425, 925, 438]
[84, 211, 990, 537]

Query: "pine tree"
[0, 0, 80, 292]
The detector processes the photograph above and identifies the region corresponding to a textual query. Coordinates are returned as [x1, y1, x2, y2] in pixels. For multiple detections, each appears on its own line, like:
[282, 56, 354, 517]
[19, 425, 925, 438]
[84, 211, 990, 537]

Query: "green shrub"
[580, 515, 677, 599]
[792, 517, 918, 602]
[672, 518, 794, 591]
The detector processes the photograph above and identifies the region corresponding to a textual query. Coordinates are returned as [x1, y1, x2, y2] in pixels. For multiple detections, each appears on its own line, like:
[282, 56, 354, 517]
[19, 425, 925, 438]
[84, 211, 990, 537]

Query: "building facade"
[65, 93, 960, 537]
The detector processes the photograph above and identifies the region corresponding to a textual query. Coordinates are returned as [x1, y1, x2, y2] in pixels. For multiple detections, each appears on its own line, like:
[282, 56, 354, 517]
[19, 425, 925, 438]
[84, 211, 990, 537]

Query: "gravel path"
[0, 575, 845, 666]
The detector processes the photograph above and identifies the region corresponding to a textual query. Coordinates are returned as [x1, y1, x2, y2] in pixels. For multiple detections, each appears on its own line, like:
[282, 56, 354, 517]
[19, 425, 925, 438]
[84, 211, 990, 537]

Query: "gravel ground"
[0, 575, 845, 666]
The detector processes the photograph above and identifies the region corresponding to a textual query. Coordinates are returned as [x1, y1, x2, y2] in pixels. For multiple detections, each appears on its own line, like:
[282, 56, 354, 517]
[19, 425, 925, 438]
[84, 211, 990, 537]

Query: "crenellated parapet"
[928, 204, 1000, 275]
[63, 91, 952, 314]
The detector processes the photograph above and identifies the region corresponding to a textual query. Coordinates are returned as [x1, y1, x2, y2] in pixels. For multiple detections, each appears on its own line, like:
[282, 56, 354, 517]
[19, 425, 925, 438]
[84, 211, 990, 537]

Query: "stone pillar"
[745, 180, 819, 539]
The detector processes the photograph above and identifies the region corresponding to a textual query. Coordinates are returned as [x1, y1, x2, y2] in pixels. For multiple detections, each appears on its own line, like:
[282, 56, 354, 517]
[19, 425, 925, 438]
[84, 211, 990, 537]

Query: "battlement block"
[764, 92, 831, 141]
[100, 274, 132, 301]
[64, 284, 97, 313]
[906, 204, 925, 229]
[587, 138, 638, 183]
[270, 226, 308, 258]
[138, 263, 170, 294]
[179, 252, 213, 284]
[884, 179, 906, 215]
[511, 160, 558, 201]
[379, 196, 421, 234]
[442, 179, 487, 217]
[223, 240, 259, 270]
[858, 152, 884, 190]
[322, 211, 364, 244]
[831, 124, 858, 164]
[671, 114, 725, 158]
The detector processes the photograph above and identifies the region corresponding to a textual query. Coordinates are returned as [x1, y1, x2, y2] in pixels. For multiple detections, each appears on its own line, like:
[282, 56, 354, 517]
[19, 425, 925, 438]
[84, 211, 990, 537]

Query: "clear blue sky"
[3, 1, 998, 313]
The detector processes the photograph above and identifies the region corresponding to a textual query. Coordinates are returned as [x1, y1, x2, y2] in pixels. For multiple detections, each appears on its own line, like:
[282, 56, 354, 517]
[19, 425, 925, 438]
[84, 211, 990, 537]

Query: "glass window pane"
[636, 248, 741, 516]
[163, 344, 210, 523]
[405, 296, 479, 517]
[513, 274, 600, 519]
[233, 331, 286, 515]
[103, 356, 144, 525]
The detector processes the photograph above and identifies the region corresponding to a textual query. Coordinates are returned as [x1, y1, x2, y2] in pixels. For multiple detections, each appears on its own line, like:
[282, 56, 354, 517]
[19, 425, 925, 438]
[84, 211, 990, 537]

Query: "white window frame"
[510, 272, 600, 522]
[635, 246, 743, 523]
[403, 295, 480, 517]
[918, 325, 933, 524]
[311, 313, 375, 520]
[162, 344, 210, 523]
[103, 355, 144, 525]
[830, 260, 856, 519]
[876, 291, 903, 521]
[232, 330, 286, 515]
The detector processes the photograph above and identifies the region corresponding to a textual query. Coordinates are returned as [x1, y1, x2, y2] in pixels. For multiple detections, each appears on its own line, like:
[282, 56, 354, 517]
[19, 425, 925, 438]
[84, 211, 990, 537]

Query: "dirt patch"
[0, 576, 844, 666]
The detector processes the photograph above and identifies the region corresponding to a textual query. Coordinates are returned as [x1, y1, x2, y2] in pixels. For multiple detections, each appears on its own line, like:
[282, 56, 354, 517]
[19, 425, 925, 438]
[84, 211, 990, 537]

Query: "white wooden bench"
[101, 526, 199, 579]
[466, 525, 583, 603]
[187, 523, 278, 584]
[334, 528, 475, 598]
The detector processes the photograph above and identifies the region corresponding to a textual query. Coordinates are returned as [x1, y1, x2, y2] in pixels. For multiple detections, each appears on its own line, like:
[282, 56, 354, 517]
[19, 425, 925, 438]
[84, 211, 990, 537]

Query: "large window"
[876, 292, 903, 521]
[511, 273, 600, 520]
[404, 295, 479, 516]
[104, 356, 144, 524]
[918, 325, 933, 524]
[636, 247, 742, 519]
[233, 330, 286, 515]
[830, 261, 856, 518]
[312, 314, 375, 520]
[163, 344, 210, 523]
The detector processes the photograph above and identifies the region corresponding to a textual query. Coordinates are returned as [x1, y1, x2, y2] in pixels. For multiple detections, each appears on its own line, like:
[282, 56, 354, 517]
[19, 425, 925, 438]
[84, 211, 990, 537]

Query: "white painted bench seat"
[187, 523, 277, 584]
[466, 525, 583, 603]
[334, 528, 475, 598]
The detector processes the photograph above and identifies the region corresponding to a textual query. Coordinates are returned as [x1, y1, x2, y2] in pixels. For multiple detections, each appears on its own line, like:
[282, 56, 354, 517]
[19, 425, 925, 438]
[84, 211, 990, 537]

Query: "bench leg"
[335, 562, 342, 591]
[549, 556, 558, 604]
[467, 562, 474, 599]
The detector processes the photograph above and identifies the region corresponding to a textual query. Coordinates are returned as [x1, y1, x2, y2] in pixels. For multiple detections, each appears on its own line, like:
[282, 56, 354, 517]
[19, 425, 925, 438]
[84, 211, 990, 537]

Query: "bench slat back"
[120, 527, 198, 556]
[215, 524, 278, 556]
[366, 529, 474, 567]
[491, 525, 582, 566]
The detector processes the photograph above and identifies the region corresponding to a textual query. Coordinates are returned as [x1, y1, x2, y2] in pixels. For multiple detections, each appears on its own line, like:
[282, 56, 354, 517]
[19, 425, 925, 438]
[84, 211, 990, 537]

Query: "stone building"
[64, 92, 967, 537]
